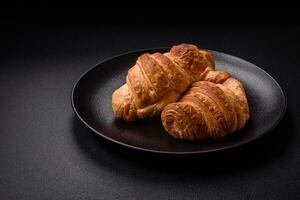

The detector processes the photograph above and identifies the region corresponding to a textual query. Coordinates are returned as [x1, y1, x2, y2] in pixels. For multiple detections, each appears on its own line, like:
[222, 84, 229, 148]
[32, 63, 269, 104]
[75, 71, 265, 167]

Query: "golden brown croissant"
[112, 44, 215, 121]
[161, 72, 250, 140]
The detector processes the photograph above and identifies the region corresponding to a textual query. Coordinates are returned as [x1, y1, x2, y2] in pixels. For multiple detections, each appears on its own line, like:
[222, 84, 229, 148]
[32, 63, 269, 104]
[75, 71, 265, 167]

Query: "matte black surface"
[1, 16, 300, 199]
[72, 49, 286, 154]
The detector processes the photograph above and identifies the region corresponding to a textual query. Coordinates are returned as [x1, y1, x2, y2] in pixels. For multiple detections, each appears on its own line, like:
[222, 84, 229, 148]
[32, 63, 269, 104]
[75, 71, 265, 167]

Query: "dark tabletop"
[1, 5, 300, 200]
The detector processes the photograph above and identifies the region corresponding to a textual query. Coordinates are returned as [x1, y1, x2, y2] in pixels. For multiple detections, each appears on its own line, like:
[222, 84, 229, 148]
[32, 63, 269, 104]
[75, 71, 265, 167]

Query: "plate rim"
[71, 47, 287, 154]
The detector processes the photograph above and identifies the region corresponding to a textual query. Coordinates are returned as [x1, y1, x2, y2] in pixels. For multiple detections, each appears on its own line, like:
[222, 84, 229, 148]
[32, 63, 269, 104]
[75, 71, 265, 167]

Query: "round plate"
[71, 48, 286, 154]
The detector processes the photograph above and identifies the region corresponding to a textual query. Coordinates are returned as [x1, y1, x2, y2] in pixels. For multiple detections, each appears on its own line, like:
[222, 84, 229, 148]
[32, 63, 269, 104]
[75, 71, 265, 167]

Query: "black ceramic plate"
[72, 48, 286, 154]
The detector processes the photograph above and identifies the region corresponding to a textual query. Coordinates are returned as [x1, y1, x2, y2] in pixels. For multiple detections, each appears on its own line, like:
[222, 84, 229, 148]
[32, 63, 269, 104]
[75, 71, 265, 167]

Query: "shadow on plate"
[71, 110, 293, 179]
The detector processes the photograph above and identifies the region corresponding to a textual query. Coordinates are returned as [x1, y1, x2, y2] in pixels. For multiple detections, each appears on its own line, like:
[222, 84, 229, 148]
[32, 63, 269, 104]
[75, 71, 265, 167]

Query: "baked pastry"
[112, 44, 215, 121]
[161, 73, 250, 140]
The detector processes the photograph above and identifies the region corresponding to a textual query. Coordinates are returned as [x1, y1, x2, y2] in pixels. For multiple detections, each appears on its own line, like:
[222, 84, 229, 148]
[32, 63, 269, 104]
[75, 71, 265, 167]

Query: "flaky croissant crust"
[112, 44, 215, 121]
[161, 73, 250, 140]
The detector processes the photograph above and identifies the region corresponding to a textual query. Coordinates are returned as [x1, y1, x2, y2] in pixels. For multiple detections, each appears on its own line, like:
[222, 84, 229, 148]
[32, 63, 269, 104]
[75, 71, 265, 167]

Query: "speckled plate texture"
[72, 48, 286, 154]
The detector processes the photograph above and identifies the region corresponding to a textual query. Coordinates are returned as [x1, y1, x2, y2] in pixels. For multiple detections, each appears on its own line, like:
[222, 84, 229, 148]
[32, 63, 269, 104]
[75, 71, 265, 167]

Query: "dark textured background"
[1, 4, 300, 200]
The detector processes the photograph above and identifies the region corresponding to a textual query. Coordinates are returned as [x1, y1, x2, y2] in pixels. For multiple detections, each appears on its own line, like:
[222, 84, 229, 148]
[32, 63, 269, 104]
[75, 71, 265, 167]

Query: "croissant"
[112, 44, 215, 121]
[161, 72, 250, 140]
